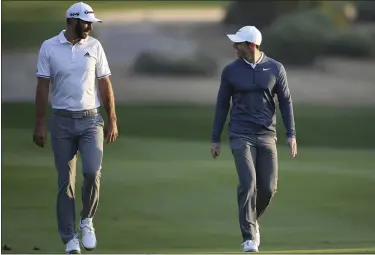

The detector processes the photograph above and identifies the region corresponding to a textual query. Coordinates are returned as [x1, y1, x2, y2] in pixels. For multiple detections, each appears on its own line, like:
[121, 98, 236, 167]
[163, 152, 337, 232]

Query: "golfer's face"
[72, 19, 93, 39]
[81, 20, 93, 39]
[233, 42, 252, 58]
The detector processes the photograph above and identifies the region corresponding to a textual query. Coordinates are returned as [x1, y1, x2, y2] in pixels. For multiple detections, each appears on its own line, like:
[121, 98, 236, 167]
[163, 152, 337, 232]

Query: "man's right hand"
[210, 142, 221, 159]
[33, 122, 47, 148]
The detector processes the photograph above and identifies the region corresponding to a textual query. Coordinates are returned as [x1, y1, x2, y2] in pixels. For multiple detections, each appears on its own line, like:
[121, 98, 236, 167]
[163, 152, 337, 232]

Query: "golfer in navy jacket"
[210, 26, 297, 252]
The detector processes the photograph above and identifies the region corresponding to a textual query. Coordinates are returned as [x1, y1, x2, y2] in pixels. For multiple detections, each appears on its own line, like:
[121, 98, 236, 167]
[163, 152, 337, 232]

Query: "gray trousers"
[229, 135, 278, 242]
[49, 112, 104, 244]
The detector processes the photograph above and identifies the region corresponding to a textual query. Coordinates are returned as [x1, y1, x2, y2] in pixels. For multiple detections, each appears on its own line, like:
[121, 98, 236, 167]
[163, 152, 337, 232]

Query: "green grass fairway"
[2, 103, 375, 253]
[2, 131, 375, 253]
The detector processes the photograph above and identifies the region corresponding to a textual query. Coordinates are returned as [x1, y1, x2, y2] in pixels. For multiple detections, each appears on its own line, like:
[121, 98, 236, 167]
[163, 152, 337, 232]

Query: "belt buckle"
[72, 111, 84, 119]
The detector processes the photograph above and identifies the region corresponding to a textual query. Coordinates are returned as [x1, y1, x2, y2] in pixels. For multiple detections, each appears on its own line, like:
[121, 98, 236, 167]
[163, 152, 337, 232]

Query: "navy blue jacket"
[211, 54, 296, 143]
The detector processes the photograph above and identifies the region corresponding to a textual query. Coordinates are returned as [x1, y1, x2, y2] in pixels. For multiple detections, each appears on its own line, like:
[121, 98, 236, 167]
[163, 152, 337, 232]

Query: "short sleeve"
[96, 42, 111, 79]
[36, 41, 50, 78]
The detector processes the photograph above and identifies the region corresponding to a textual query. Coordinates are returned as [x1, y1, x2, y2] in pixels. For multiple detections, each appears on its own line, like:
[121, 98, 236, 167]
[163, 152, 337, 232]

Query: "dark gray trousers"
[229, 135, 278, 242]
[49, 112, 104, 244]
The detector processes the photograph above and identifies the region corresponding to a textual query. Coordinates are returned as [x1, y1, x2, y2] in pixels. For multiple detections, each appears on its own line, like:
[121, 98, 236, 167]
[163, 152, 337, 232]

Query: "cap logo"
[69, 12, 80, 17]
[84, 10, 94, 14]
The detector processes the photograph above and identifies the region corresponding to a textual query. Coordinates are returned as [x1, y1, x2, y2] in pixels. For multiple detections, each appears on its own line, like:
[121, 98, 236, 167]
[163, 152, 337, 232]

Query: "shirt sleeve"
[96, 41, 111, 79]
[211, 66, 233, 143]
[275, 64, 296, 138]
[36, 41, 50, 78]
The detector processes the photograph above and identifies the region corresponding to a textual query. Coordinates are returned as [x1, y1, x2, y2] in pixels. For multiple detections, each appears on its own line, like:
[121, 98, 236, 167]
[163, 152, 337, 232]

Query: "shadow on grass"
[2, 102, 374, 149]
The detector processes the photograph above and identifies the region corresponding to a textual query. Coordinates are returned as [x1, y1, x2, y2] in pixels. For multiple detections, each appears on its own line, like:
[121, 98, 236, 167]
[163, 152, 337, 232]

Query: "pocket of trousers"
[229, 137, 248, 152]
[94, 114, 105, 127]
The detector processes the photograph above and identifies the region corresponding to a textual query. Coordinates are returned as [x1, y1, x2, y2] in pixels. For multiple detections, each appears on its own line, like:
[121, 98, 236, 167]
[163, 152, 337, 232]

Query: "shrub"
[262, 9, 336, 66]
[355, 1, 375, 22]
[222, 1, 300, 29]
[323, 28, 375, 58]
[132, 50, 218, 77]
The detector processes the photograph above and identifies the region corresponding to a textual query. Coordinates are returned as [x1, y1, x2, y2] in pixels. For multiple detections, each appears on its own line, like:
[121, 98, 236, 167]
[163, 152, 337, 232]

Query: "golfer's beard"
[74, 22, 85, 39]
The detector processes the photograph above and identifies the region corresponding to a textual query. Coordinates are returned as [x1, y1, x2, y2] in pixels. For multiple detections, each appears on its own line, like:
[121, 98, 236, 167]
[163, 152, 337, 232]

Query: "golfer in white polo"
[33, 2, 118, 254]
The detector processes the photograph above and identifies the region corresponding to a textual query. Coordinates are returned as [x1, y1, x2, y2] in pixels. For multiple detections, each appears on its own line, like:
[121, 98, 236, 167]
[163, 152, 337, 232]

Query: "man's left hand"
[287, 137, 297, 158]
[105, 119, 118, 144]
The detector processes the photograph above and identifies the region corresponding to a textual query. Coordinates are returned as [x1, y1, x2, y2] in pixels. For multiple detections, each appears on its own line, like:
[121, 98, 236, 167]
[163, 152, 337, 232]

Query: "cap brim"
[227, 34, 245, 43]
[80, 16, 102, 23]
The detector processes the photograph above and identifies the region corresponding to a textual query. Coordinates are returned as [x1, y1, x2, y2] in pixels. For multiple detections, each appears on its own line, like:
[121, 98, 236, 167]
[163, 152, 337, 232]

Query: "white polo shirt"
[36, 30, 111, 111]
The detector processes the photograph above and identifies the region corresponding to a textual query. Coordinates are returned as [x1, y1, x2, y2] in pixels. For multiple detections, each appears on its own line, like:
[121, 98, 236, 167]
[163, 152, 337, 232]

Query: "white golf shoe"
[255, 221, 260, 247]
[65, 236, 81, 254]
[80, 218, 97, 250]
[242, 240, 259, 252]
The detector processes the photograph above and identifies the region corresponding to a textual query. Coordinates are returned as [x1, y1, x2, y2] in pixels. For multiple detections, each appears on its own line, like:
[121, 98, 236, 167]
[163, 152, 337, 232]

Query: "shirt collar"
[243, 52, 264, 68]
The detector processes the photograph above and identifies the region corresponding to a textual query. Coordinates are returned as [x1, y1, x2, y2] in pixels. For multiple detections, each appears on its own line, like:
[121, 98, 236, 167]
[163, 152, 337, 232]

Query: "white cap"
[227, 26, 262, 45]
[66, 2, 102, 23]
